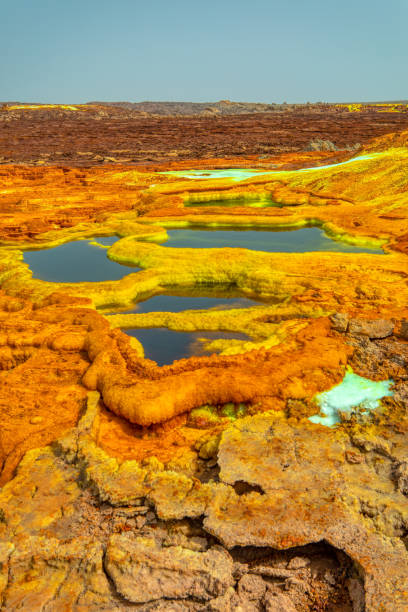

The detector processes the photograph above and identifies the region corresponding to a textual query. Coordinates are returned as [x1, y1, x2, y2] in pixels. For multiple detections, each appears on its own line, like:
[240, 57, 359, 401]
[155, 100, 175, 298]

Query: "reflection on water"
[23, 236, 134, 283]
[23, 228, 382, 366]
[164, 227, 383, 254]
[92, 236, 118, 246]
[185, 196, 278, 208]
[125, 328, 248, 366]
[124, 290, 259, 314]
[23, 224, 383, 287]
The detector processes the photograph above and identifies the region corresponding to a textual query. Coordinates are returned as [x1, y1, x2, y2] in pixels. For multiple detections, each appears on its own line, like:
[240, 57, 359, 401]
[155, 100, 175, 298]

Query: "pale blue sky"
[1, 0, 406, 103]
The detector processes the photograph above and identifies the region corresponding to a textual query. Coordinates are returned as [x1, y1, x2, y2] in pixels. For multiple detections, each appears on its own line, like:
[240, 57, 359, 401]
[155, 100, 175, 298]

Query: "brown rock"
[1, 537, 115, 611]
[345, 450, 365, 464]
[263, 590, 297, 612]
[104, 534, 234, 604]
[347, 577, 366, 612]
[237, 573, 266, 600]
[287, 556, 310, 569]
[395, 461, 408, 495]
[330, 312, 349, 332]
[206, 587, 236, 611]
[205, 415, 408, 610]
[348, 318, 394, 338]
[398, 320, 408, 340]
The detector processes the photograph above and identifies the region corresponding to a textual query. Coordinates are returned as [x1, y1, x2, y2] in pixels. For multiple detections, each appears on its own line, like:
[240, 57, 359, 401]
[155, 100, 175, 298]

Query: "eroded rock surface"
[0, 388, 403, 610]
[105, 535, 234, 603]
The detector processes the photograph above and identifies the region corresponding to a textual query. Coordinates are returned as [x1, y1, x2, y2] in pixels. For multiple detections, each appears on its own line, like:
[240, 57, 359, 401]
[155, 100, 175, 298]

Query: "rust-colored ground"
[0, 119, 406, 479]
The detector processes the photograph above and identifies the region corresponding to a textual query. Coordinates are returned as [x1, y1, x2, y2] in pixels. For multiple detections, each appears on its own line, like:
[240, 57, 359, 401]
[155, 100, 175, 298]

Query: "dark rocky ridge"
[88, 99, 286, 115]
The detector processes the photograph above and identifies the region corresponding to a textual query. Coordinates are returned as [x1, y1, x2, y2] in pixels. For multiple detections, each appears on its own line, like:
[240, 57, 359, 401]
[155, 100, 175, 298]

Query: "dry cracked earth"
[0, 102, 408, 611]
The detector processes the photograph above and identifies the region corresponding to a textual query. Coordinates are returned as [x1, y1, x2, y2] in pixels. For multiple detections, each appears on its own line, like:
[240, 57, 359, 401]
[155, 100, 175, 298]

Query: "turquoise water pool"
[309, 368, 394, 427]
[161, 155, 377, 182]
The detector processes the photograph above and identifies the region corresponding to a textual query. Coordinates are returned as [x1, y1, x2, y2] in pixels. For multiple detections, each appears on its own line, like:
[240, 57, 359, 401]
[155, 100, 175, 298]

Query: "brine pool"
[161, 155, 377, 182]
[124, 290, 258, 314]
[23, 227, 383, 284]
[126, 328, 249, 366]
[23, 236, 124, 283]
[164, 227, 382, 253]
[309, 369, 394, 427]
[23, 226, 383, 365]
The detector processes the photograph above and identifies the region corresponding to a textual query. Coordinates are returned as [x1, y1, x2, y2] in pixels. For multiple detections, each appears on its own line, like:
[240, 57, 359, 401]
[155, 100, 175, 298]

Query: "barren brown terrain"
[2, 102, 408, 165]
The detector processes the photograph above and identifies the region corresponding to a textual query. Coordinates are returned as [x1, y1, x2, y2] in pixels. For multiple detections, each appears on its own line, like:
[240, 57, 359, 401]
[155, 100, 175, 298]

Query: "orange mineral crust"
[94, 317, 350, 462]
[0, 164, 157, 242]
[0, 151, 360, 242]
[0, 292, 100, 483]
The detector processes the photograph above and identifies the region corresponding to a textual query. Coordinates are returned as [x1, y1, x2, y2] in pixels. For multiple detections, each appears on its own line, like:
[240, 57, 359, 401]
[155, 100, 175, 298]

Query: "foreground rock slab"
[105, 535, 234, 604]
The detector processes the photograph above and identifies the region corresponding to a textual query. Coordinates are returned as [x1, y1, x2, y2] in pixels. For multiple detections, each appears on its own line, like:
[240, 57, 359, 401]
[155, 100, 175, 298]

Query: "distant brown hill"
[87, 100, 282, 115]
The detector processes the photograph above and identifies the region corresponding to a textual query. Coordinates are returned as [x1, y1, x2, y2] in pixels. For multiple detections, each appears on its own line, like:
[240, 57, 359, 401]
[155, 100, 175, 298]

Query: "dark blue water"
[164, 227, 384, 254]
[23, 236, 134, 283]
[125, 328, 248, 366]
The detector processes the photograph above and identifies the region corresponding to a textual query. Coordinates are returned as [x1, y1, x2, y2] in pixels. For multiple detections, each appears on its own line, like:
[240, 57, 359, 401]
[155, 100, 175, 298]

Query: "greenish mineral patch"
[189, 403, 247, 427]
[161, 168, 272, 181]
[309, 368, 394, 427]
